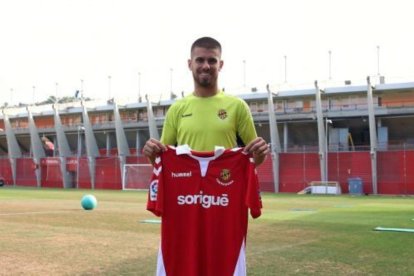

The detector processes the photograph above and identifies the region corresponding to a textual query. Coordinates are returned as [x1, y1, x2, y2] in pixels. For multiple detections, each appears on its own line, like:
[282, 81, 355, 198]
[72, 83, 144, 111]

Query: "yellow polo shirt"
[160, 91, 257, 151]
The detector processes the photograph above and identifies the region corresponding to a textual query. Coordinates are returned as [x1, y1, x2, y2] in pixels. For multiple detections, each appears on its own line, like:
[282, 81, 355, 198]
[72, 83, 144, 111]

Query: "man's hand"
[243, 137, 270, 166]
[142, 138, 167, 165]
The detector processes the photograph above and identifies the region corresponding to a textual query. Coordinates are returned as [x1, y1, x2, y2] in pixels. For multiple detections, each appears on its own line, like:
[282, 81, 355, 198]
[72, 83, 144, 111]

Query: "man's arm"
[236, 98, 268, 166]
[243, 137, 270, 166]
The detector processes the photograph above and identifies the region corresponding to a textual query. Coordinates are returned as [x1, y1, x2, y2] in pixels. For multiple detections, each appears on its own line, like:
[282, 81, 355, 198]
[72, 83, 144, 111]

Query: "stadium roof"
[2, 80, 414, 119]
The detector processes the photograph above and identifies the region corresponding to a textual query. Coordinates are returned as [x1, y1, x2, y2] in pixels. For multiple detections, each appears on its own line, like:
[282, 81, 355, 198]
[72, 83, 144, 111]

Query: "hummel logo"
[172, 171, 192, 178]
[181, 113, 192, 118]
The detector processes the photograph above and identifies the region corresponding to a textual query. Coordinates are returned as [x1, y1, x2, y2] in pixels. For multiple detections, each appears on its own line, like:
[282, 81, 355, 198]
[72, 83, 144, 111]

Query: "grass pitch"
[1, 187, 414, 275]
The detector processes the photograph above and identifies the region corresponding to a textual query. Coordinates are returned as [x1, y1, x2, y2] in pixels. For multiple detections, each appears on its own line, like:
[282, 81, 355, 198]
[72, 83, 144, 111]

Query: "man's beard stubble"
[194, 73, 215, 88]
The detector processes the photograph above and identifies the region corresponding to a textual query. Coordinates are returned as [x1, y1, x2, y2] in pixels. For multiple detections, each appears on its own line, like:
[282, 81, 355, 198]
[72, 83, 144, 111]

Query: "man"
[145, 37, 269, 276]
[41, 136, 55, 157]
[143, 36, 269, 164]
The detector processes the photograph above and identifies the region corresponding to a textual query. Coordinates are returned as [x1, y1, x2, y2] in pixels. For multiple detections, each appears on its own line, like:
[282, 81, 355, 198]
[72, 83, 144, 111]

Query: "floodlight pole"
[170, 68, 174, 99]
[9, 88, 13, 106]
[367, 77, 378, 194]
[325, 118, 332, 181]
[32, 86, 36, 104]
[328, 50, 332, 80]
[138, 72, 142, 102]
[108, 75, 112, 100]
[377, 45, 380, 76]
[243, 60, 246, 89]
[55, 83, 59, 102]
[77, 125, 84, 188]
[80, 79, 84, 99]
[315, 81, 327, 182]
[267, 84, 281, 192]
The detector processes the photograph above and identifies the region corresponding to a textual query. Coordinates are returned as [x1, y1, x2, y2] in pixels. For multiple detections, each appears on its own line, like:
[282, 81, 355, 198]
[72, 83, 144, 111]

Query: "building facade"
[1, 79, 414, 194]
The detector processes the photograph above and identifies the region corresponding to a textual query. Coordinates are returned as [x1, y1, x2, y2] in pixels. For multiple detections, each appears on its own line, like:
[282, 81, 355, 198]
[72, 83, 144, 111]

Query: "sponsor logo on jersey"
[217, 109, 227, 120]
[216, 169, 234, 186]
[171, 171, 192, 178]
[177, 191, 229, 208]
[149, 179, 158, 201]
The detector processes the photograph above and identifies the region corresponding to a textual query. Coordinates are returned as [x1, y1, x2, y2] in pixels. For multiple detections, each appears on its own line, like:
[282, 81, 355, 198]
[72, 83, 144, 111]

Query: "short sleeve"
[245, 156, 262, 218]
[237, 99, 257, 146]
[146, 156, 164, 216]
[160, 105, 178, 146]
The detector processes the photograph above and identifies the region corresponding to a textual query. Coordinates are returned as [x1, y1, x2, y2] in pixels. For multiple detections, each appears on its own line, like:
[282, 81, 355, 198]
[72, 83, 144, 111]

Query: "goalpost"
[122, 164, 153, 190]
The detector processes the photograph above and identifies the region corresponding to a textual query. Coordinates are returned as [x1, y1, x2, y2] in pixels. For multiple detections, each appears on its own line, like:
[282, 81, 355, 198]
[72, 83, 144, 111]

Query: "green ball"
[81, 194, 97, 210]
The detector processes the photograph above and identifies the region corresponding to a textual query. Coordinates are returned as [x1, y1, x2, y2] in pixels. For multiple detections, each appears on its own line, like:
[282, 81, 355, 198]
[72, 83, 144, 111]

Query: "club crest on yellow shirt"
[217, 109, 227, 120]
[216, 169, 234, 186]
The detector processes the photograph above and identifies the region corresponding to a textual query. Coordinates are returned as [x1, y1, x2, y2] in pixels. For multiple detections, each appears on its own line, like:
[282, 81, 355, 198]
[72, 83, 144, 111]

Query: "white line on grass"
[248, 239, 318, 256]
[0, 210, 77, 216]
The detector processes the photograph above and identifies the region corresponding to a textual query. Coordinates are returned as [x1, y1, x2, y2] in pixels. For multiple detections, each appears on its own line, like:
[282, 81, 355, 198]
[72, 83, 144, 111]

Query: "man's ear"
[187, 59, 192, 70]
[218, 60, 224, 71]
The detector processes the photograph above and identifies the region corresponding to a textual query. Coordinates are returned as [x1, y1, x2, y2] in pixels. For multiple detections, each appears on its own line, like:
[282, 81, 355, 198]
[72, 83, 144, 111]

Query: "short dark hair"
[191, 37, 222, 54]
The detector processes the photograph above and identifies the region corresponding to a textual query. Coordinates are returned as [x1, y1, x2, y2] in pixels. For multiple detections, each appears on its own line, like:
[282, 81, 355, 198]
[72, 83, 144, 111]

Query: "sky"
[1, 0, 414, 105]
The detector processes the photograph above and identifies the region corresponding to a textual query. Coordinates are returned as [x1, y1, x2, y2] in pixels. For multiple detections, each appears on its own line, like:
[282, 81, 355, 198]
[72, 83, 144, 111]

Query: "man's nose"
[201, 61, 210, 70]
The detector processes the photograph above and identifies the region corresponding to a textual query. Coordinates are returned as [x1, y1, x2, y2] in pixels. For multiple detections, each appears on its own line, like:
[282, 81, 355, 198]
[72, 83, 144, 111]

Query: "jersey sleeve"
[237, 99, 258, 146]
[160, 104, 178, 146]
[146, 156, 164, 216]
[245, 156, 262, 218]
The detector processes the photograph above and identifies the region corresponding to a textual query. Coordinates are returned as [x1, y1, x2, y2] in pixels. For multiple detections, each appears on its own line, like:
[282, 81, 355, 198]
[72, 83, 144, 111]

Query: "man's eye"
[208, 58, 218, 64]
[195, 58, 205, 63]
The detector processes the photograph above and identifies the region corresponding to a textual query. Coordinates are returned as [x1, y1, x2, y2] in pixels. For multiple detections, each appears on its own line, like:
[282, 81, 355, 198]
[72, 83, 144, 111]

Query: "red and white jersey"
[147, 145, 262, 276]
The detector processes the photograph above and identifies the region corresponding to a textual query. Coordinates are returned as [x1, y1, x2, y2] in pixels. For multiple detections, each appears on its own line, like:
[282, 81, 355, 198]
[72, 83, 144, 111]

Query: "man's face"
[188, 47, 223, 88]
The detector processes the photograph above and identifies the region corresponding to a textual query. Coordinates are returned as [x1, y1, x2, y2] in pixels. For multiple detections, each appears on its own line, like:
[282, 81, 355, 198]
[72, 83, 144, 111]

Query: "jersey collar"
[174, 144, 225, 159]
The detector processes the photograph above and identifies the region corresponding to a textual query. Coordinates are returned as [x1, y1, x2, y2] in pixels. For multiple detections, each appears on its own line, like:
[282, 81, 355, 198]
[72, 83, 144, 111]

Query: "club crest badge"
[220, 169, 231, 181]
[216, 169, 234, 186]
[217, 109, 227, 120]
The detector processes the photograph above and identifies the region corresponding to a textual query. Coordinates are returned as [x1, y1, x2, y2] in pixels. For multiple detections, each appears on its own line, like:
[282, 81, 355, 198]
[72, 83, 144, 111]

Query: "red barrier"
[41, 158, 63, 188]
[8, 150, 414, 194]
[16, 158, 37, 187]
[277, 153, 321, 193]
[256, 156, 274, 192]
[406, 151, 414, 194]
[0, 158, 12, 185]
[78, 157, 92, 189]
[98, 148, 119, 156]
[377, 151, 414, 194]
[95, 157, 121, 189]
[327, 152, 372, 194]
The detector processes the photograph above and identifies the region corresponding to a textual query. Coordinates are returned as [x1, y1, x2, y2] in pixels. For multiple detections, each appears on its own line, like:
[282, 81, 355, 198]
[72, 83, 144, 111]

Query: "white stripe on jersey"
[233, 240, 247, 276]
[156, 244, 166, 276]
[153, 166, 162, 176]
